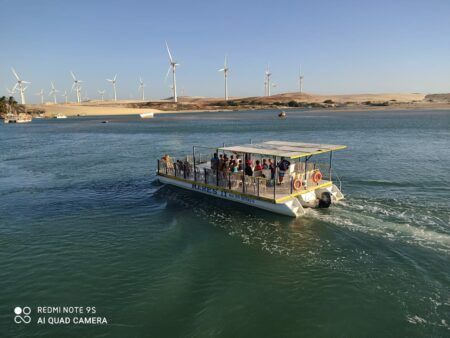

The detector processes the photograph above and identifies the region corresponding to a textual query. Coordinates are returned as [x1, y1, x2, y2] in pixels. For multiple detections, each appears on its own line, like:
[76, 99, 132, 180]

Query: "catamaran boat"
[156, 140, 346, 217]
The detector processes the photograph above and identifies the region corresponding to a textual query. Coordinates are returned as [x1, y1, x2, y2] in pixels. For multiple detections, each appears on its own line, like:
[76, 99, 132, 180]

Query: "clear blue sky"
[1, 0, 449, 102]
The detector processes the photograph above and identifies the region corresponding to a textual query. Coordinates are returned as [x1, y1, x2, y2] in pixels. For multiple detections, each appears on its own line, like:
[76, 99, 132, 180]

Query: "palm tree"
[8, 96, 25, 115]
[0, 96, 7, 117]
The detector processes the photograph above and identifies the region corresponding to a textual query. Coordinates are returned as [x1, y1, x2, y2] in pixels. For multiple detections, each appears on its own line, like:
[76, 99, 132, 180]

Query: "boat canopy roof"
[218, 140, 346, 159]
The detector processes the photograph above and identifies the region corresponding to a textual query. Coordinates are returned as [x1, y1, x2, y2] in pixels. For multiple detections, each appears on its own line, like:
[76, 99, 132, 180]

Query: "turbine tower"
[299, 64, 304, 94]
[165, 42, 180, 103]
[62, 90, 68, 103]
[265, 64, 272, 96]
[218, 55, 229, 101]
[11, 68, 31, 104]
[138, 77, 145, 101]
[70, 71, 83, 103]
[49, 82, 59, 104]
[106, 74, 117, 101]
[36, 89, 44, 104]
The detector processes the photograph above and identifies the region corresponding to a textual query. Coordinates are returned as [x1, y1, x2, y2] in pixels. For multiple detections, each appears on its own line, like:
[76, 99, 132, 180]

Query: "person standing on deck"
[278, 157, 291, 183]
[210, 153, 219, 171]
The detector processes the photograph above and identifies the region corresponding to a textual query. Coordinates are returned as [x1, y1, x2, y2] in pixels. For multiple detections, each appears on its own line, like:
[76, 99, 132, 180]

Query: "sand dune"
[27, 92, 447, 117]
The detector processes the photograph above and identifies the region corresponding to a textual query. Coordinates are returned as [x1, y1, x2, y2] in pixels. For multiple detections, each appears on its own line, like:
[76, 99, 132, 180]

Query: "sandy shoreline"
[28, 93, 450, 117]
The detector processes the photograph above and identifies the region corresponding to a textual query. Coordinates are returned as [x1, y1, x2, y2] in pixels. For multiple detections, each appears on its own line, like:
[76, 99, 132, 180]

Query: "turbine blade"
[70, 71, 77, 80]
[165, 66, 171, 81]
[165, 41, 173, 62]
[11, 67, 20, 80]
[114, 74, 117, 81]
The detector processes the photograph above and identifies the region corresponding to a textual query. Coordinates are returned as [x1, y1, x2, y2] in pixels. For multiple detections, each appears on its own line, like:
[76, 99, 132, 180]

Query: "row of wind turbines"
[6, 42, 305, 105]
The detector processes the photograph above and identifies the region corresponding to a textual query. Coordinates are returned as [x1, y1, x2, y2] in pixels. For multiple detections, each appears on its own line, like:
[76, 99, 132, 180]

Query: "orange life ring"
[293, 178, 303, 190]
[312, 171, 322, 183]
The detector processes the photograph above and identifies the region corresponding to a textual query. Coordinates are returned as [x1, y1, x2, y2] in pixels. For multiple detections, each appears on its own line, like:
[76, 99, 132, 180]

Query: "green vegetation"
[0, 96, 25, 118]
[323, 99, 334, 104]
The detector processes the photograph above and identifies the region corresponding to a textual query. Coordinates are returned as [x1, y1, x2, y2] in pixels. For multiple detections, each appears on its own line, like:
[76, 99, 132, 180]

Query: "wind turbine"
[83, 90, 89, 101]
[265, 64, 272, 96]
[138, 77, 145, 101]
[98, 90, 105, 101]
[70, 71, 83, 103]
[61, 90, 68, 103]
[36, 89, 44, 104]
[6, 86, 16, 97]
[218, 55, 229, 101]
[165, 41, 179, 103]
[11, 68, 31, 104]
[49, 82, 59, 104]
[106, 74, 117, 101]
[298, 64, 304, 94]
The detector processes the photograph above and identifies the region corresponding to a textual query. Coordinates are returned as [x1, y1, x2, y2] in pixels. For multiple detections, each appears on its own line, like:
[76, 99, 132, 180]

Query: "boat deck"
[158, 160, 333, 204]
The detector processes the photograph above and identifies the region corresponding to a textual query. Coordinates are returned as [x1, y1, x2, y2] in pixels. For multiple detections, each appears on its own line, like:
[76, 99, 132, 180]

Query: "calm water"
[0, 109, 449, 337]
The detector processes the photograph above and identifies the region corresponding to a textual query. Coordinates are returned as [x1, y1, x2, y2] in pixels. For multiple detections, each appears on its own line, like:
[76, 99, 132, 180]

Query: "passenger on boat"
[238, 160, 243, 171]
[245, 160, 253, 176]
[254, 160, 263, 171]
[222, 158, 230, 178]
[210, 153, 219, 171]
[232, 163, 239, 173]
[262, 158, 269, 169]
[268, 159, 276, 180]
[278, 157, 291, 183]
[229, 155, 236, 168]
[161, 154, 174, 170]
[184, 159, 193, 177]
[176, 160, 184, 175]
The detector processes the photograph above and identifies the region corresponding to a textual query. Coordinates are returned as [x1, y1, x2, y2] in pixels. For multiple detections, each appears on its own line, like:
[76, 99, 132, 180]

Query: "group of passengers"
[210, 152, 290, 183]
[160, 154, 192, 177]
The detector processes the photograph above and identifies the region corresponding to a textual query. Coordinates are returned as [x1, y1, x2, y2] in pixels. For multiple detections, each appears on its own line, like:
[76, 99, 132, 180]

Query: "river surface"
[0, 109, 449, 337]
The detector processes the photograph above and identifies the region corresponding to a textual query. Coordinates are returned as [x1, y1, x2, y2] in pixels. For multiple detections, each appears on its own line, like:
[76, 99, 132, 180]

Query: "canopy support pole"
[329, 151, 333, 181]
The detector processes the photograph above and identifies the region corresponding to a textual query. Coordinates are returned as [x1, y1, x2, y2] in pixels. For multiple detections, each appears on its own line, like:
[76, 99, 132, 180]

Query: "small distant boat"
[101, 120, 109, 123]
[4, 114, 32, 124]
[140, 112, 154, 118]
[278, 111, 286, 118]
[54, 113, 67, 119]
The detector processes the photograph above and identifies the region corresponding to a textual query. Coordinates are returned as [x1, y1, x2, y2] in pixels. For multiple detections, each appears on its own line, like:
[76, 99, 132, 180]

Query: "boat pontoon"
[156, 140, 346, 217]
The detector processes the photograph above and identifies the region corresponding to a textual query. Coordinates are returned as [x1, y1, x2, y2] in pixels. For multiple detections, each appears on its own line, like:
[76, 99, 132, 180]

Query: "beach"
[27, 92, 450, 117]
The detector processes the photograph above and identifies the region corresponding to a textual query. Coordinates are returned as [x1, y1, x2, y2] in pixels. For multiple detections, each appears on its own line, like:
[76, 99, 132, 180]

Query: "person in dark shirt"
[245, 160, 253, 176]
[278, 157, 291, 183]
[210, 153, 219, 171]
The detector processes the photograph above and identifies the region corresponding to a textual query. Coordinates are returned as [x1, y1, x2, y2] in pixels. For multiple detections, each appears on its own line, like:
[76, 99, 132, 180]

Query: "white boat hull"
[140, 112, 154, 118]
[158, 174, 305, 217]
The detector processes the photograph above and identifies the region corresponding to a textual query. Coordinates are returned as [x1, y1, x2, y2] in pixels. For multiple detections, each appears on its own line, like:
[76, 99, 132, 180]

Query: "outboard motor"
[318, 192, 332, 208]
